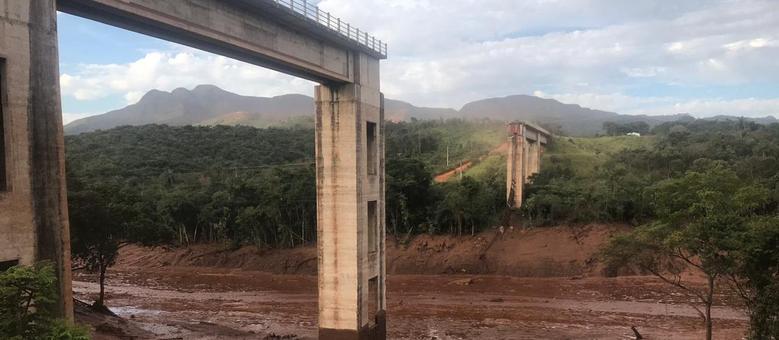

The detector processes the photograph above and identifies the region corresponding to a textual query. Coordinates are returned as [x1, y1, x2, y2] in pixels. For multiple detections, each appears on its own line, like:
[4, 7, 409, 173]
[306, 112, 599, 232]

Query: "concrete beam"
[57, 0, 355, 84]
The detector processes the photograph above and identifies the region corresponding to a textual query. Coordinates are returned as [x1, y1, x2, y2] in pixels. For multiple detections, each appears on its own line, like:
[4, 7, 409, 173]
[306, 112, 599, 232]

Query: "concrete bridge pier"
[506, 124, 526, 208]
[506, 122, 550, 209]
[315, 53, 386, 340]
[0, 0, 73, 320]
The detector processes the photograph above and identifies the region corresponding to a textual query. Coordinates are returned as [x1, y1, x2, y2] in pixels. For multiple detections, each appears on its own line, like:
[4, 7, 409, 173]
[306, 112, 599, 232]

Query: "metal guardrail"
[272, 0, 387, 57]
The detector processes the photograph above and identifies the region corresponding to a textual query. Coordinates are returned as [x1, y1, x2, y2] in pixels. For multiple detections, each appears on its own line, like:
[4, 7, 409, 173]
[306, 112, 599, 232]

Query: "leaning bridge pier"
[0, 0, 387, 338]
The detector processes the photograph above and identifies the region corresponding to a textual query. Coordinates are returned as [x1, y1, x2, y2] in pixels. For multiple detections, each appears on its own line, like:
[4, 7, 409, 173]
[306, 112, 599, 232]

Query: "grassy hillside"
[544, 135, 655, 176]
[462, 134, 655, 182]
[386, 119, 505, 173]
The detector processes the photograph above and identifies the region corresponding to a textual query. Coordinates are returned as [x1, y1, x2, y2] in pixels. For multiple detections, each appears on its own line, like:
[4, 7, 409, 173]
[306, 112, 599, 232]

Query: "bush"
[0, 263, 90, 340]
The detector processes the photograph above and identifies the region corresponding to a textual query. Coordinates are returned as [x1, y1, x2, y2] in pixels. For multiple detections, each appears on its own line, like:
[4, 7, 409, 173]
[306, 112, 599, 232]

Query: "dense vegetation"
[65, 120, 505, 251]
[524, 120, 779, 226]
[521, 119, 779, 339]
[601, 120, 650, 136]
[0, 263, 89, 339]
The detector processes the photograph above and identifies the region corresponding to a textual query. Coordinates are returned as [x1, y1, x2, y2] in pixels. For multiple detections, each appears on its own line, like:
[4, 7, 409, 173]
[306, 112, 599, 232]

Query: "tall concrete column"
[0, 0, 73, 320]
[525, 141, 538, 182]
[506, 123, 525, 209]
[536, 142, 544, 174]
[315, 52, 385, 340]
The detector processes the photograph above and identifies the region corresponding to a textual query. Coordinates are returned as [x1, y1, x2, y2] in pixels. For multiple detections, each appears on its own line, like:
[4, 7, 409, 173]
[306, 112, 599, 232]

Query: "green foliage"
[601, 165, 767, 340]
[386, 118, 504, 172]
[66, 120, 508, 247]
[433, 174, 504, 236]
[602, 121, 650, 136]
[735, 216, 779, 339]
[523, 140, 652, 225]
[590, 120, 779, 339]
[0, 264, 90, 340]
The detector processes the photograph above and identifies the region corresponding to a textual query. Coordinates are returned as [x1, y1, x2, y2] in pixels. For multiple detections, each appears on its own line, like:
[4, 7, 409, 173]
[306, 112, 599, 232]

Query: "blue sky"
[58, 0, 779, 124]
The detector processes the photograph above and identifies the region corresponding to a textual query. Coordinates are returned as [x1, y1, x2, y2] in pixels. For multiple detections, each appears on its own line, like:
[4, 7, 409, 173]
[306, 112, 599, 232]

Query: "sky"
[58, 0, 779, 124]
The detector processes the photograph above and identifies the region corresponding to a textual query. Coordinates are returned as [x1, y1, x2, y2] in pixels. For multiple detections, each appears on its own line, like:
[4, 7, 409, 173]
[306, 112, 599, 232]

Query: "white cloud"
[319, 0, 779, 112]
[60, 49, 315, 106]
[60, 0, 779, 119]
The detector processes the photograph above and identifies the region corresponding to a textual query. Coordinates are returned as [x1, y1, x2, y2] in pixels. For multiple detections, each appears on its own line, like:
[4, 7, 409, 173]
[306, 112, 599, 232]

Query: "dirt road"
[74, 267, 747, 339]
[434, 161, 473, 183]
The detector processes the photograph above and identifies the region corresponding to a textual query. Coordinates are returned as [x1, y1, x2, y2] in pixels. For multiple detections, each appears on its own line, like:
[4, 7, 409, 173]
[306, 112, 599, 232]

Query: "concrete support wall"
[0, 0, 73, 320]
[316, 52, 385, 340]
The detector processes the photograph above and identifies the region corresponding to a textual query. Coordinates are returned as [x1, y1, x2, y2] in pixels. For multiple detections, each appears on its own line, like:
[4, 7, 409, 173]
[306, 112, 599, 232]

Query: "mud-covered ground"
[74, 267, 747, 339]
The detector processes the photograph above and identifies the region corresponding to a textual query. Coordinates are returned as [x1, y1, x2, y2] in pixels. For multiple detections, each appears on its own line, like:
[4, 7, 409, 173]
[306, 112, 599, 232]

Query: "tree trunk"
[97, 263, 107, 307]
[705, 275, 715, 340]
[705, 303, 712, 340]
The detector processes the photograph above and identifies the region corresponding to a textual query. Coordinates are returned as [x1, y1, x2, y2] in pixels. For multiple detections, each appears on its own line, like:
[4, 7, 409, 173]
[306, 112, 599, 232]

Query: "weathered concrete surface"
[57, 0, 373, 83]
[0, 0, 73, 319]
[0, 0, 36, 268]
[316, 51, 385, 339]
[506, 122, 550, 209]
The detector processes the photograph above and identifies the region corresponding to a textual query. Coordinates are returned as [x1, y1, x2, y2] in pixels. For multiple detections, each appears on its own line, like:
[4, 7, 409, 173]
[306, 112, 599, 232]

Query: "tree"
[603, 164, 752, 340]
[68, 179, 150, 309]
[731, 215, 779, 339]
[386, 157, 434, 235]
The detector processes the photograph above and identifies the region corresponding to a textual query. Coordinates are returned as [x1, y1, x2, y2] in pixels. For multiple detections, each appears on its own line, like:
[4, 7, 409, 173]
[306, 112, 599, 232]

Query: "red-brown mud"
[75, 268, 747, 339]
[74, 226, 748, 339]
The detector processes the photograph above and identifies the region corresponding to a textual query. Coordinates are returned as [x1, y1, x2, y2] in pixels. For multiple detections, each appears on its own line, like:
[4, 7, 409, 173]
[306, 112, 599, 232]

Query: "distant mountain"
[455, 95, 691, 136]
[64, 85, 314, 134]
[384, 98, 458, 122]
[702, 115, 778, 125]
[64, 85, 776, 136]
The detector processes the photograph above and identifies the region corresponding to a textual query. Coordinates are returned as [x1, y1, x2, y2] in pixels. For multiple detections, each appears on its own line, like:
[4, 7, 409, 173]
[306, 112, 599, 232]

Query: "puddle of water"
[110, 305, 164, 317]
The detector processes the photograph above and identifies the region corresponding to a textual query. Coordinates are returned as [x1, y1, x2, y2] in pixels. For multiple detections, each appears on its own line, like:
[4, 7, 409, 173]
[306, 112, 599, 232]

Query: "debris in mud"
[446, 277, 475, 286]
[74, 298, 155, 339]
[264, 333, 298, 339]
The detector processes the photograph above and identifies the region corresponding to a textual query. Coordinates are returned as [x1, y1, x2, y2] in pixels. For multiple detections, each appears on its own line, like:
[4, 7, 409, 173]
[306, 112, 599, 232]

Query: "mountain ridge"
[64, 85, 776, 136]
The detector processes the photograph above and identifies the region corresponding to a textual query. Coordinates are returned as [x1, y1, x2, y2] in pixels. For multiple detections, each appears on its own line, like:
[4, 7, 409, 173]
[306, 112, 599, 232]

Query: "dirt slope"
[433, 161, 473, 182]
[116, 224, 629, 277]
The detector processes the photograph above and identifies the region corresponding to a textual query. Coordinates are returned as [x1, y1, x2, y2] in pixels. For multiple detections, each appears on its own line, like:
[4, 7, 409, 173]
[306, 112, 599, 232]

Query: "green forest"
[65, 120, 506, 251]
